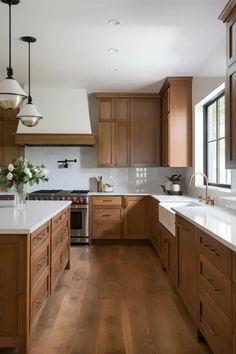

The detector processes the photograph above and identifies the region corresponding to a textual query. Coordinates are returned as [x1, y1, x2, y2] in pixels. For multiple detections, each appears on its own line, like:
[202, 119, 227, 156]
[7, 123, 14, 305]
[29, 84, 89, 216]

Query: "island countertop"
[0, 200, 71, 235]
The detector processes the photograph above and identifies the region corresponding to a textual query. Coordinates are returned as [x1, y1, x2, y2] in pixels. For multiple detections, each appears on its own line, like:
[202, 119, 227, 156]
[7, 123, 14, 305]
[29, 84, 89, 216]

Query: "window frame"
[203, 91, 231, 189]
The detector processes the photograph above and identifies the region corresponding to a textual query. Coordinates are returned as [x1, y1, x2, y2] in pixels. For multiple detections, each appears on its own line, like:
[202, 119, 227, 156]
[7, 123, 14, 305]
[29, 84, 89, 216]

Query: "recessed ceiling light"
[108, 19, 121, 26]
[108, 48, 119, 53]
[109, 68, 118, 72]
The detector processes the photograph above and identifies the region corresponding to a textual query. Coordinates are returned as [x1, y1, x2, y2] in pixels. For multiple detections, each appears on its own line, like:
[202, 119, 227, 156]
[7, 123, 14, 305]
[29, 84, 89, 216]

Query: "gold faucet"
[189, 172, 215, 205]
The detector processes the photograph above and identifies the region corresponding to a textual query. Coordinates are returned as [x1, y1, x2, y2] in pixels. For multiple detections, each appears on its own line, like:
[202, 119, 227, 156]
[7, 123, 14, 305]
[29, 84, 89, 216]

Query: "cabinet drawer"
[31, 271, 50, 328]
[198, 229, 231, 278]
[92, 222, 121, 239]
[31, 241, 50, 289]
[93, 208, 121, 221]
[52, 224, 68, 257]
[199, 296, 232, 354]
[51, 251, 63, 290]
[92, 196, 122, 207]
[31, 222, 50, 254]
[52, 207, 69, 232]
[199, 255, 231, 320]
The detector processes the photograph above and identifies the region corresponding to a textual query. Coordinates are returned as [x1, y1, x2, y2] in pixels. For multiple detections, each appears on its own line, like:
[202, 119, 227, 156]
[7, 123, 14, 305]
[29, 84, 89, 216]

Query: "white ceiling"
[0, 0, 228, 93]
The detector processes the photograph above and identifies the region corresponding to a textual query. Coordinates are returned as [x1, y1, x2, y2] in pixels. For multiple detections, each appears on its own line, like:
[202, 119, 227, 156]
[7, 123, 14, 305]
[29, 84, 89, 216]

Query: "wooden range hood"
[15, 133, 96, 146]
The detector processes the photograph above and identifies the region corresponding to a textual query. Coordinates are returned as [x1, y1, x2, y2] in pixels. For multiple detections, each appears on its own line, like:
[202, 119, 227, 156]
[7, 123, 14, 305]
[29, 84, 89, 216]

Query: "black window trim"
[203, 90, 231, 189]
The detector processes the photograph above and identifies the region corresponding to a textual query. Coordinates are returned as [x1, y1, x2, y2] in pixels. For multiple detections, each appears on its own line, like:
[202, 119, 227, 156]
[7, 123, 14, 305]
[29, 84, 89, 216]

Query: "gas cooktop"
[30, 190, 90, 195]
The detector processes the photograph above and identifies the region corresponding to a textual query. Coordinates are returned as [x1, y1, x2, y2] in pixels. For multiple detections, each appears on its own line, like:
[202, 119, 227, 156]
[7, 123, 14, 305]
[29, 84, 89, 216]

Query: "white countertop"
[172, 204, 236, 251]
[0, 201, 71, 235]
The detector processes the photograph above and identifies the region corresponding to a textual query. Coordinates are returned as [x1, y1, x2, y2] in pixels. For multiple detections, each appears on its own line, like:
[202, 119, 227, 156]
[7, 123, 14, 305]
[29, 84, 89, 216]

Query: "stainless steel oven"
[71, 205, 89, 244]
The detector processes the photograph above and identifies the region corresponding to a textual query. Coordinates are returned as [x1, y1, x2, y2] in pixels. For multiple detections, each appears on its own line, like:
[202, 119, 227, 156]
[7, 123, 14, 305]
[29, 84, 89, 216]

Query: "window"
[204, 92, 231, 188]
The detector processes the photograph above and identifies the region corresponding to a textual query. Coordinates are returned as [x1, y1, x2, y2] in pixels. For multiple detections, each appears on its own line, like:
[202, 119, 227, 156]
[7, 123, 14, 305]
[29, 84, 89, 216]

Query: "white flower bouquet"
[0, 157, 49, 189]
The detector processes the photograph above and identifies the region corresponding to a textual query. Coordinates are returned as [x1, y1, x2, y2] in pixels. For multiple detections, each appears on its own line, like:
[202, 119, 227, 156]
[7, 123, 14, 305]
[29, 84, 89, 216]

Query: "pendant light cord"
[28, 41, 32, 103]
[7, 1, 13, 78]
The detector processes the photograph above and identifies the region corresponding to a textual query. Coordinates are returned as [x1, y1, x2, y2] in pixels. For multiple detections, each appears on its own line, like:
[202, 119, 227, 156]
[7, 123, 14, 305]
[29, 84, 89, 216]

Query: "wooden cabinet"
[130, 98, 161, 166]
[0, 206, 70, 354]
[160, 77, 192, 167]
[95, 94, 161, 167]
[91, 196, 123, 239]
[176, 214, 197, 320]
[0, 108, 23, 166]
[197, 227, 233, 354]
[150, 198, 161, 255]
[220, 2, 236, 168]
[91, 195, 148, 240]
[123, 196, 148, 239]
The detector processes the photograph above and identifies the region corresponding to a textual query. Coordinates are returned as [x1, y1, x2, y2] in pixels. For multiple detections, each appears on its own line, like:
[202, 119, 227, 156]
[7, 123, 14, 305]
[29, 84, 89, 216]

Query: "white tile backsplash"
[25, 146, 187, 194]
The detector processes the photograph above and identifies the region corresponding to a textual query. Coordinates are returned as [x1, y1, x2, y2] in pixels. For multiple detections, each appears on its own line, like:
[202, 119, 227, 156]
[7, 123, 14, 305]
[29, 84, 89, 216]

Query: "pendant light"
[17, 36, 43, 127]
[0, 0, 27, 109]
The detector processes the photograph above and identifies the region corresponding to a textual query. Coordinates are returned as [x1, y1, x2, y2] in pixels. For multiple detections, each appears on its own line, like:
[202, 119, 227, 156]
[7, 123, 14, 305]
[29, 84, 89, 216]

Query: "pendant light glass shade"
[0, 78, 27, 109]
[0, 0, 27, 109]
[17, 102, 43, 127]
[18, 36, 43, 127]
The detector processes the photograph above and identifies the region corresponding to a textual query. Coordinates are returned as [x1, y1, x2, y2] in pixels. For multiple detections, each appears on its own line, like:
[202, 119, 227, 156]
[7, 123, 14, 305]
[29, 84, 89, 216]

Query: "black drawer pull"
[203, 243, 219, 257]
[201, 275, 220, 292]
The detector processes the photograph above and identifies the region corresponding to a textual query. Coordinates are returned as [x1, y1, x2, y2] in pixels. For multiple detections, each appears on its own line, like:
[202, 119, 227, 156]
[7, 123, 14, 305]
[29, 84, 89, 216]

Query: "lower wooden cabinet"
[91, 195, 148, 240]
[0, 206, 70, 354]
[123, 196, 148, 239]
[176, 215, 197, 321]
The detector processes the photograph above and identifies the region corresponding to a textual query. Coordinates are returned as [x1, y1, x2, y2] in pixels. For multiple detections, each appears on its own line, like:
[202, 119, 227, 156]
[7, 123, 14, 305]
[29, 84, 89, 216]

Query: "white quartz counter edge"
[0, 201, 71, 235]
[172, 205, 236, 252]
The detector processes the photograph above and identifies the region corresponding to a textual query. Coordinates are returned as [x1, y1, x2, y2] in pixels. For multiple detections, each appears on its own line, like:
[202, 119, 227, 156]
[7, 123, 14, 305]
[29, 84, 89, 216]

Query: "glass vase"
[14, 183, 26, 206]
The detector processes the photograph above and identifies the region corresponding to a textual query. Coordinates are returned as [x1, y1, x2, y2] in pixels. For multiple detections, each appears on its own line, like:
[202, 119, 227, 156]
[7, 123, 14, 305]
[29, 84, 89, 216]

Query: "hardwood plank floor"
[0, 244, 211, 354]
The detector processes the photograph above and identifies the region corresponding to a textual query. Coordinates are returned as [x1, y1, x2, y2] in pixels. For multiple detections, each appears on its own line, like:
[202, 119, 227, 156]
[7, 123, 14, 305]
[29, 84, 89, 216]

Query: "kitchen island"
[0, 201, 71, 354]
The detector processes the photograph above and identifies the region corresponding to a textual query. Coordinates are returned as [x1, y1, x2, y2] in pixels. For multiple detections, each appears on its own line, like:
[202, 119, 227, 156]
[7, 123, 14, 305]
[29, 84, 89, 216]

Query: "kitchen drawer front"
[52, 207, 70, 232]
[51, 251, 63, 290]
[51, 224, 69, 257]
[176, 214, 194, 233]
[199, 255, 231, 320]
[198, 229, 231, 278]
[92, 196, 122, 207]
[31, 222, 50, 255]
[31, 241, 50, 289]
[61, 240, 69, 269]
[199, 295, 232, 354]
[92, 222, 122, 239]
[31, 270, 50, 329]
[93, 208, 121, 221]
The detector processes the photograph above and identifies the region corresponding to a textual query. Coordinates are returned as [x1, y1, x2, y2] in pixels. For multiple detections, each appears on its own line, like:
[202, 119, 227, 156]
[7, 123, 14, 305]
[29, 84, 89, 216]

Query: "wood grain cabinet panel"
[160, 77, 192, 167]
[176, 215, 197, 320]
[130, 98, 161, 166]
[124, 196, 148, 239]
[220, 3, 236, 168]
[98, 122, 115, 166]
[95, 93, 161, 167]
[31, 241, 50, 289]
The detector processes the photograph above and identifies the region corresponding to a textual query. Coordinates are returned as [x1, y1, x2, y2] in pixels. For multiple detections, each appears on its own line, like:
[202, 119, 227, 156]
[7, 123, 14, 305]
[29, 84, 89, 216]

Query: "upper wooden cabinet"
[131, 98, 161, 166]
[0, 108, 23, 166]
[220, 1, 236, 168]
[95, 93, 161, 167]
[160, 77, 193, 167]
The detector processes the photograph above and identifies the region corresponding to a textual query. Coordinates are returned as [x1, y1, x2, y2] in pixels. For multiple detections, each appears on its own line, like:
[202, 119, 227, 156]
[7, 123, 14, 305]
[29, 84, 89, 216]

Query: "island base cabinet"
[0, 235, 30, 354]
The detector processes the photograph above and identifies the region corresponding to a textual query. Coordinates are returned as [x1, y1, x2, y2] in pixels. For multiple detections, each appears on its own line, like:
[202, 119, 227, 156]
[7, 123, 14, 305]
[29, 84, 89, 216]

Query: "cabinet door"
[161, 88, 169, 167]
[99, 98, 113, 121]
[98, 122, 115, 166]
[131, 98, 161, 166]
[227, 14, 236, 67]
[124, 196, 148, 239]
[169, 233, 177, 285]
[161, 226, 170, 270]
[2, 120, 22, 165]
[226, 62, 236, 168]
[176, 215, 197, 320]
[114, 98, 130, 121]
[115, 121, 130, 166]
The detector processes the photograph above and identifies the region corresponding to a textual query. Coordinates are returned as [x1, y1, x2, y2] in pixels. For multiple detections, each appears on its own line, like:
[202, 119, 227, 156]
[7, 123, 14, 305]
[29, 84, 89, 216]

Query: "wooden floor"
[1, 244, 211, 354]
